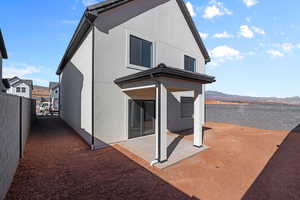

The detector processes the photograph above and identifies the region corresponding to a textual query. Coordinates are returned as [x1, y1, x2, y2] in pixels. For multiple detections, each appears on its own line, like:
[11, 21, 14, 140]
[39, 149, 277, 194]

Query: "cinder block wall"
[0, 93, 33, 200]
[206, 104, 300, 131]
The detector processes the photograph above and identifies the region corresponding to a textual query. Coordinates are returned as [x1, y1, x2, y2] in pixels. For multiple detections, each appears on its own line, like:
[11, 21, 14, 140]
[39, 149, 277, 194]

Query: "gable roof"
[11, 79, 33, 89]
[8, 76, 21, 84]
[56, 0, 210, 75]
[0, 29, 8, 59]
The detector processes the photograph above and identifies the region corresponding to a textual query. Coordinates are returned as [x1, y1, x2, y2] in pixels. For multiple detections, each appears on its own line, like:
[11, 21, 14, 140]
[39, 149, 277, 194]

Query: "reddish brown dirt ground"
[5, 118, 191, 200]
[6, 118, 300, 200]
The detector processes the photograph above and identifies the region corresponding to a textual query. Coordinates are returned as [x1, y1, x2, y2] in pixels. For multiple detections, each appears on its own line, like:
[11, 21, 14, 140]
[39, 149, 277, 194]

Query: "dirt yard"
[6, 118, 300, 200]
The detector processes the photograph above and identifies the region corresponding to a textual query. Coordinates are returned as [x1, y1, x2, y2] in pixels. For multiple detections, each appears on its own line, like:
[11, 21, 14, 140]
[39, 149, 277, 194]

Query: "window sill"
[127, 64, 153, 71]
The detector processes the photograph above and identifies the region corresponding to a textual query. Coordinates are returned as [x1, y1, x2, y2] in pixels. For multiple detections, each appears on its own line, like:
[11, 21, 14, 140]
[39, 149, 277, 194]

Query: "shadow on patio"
[5, 117, 198, 200]
[242, 124, 300, 200]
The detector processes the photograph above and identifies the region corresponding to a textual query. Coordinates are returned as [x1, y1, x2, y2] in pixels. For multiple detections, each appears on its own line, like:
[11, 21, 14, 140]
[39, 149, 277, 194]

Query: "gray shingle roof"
[9, 77, 33, 89]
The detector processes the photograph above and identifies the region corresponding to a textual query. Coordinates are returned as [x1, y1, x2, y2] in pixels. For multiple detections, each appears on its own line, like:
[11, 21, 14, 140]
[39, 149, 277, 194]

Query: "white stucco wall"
[93, 0, 206, 143]
[7, 83, 31, 98]
[60, 30, 93, 144]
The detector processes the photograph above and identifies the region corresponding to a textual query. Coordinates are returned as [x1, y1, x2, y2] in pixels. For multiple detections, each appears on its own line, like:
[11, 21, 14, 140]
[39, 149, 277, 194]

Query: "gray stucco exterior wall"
[93, 0, 206, 144]
[0, 94, 33, 200]
[206, 104, 300, 131]
[60, 30, 93, 145]
[59, 0, 209, 146]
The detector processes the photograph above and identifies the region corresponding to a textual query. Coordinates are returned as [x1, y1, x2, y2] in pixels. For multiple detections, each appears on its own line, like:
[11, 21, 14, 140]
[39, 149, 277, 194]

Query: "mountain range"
[206, 91, 300, 105]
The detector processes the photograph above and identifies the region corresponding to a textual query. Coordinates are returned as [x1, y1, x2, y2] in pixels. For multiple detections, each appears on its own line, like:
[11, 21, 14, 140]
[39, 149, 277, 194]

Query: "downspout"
[85, 13, 96, 150]
[91, 25, 95, 150]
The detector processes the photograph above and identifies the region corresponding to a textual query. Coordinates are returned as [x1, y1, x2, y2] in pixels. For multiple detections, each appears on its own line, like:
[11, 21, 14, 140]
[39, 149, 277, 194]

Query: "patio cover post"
[194, 87, 203, 147]
[156, 83, 168, 162]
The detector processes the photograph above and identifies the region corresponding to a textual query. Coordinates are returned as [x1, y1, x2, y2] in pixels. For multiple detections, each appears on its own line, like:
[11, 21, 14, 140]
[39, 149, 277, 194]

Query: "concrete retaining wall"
[206, 104, 300, 131]
[0, 93, 34, 200]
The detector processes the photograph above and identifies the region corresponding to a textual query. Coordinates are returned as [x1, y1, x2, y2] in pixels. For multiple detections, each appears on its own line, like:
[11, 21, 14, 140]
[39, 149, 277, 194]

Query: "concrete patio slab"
[119, 134, 208, 169]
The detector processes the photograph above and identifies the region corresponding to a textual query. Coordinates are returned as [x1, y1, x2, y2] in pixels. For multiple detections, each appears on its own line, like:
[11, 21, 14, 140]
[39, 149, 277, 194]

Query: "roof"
[0, 29, 7, 59]
[56, 0, 210, 75]
[49, 82, 59, 90]
[8, 76, 20, 83]
[114, 63, 215, 85]
[10, 79, 33, 89]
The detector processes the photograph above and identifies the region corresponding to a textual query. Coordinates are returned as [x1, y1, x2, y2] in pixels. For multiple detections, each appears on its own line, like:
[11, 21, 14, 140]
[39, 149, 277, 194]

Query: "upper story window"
[130, 35, 153, 68]
[184, 55, 196, 72]
[16, 87, 20, 93]
[22, 87, 26, 93]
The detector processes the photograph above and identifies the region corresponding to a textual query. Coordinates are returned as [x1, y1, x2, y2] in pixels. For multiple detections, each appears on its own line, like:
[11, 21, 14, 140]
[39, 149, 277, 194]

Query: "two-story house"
[7, 76, 33, 98]
[49, 82, 59, 111]
[0, 29, 10, 93]
[57, 0, 215, 163]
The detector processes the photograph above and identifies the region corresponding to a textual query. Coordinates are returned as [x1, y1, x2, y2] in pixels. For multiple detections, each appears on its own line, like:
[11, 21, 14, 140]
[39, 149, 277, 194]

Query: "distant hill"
[206, 91, 300, 105]
[32, 85, 49, 99]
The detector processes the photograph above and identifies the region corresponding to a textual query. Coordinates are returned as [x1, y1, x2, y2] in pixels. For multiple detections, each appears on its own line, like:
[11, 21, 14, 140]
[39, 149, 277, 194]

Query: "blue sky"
[1, 0, 299, 97]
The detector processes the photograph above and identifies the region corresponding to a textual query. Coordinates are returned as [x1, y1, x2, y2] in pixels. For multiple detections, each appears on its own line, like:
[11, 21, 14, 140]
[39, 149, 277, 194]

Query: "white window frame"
[125, 30, 156, 71]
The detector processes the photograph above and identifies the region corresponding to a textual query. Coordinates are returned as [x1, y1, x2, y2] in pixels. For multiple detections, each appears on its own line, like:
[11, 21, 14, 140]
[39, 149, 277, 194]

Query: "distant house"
[0, 29, 9, 92]
[49, 82, 59, 111]
[7, 76, 33, 98]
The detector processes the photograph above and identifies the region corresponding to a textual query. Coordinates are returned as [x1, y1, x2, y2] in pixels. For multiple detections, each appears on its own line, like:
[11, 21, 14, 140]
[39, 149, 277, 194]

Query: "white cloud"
[186, 2, 196, 17]
[243, 0, 259, 7]
[247, 51, 256, 56]
[209, 45, 243, 65]
[62, 20, 79, 25]
[3, 63, 41, 78]
[81, 0, 98, 7]
[275, 43, 294, 51]
[252, 26, 265, 35]
[211, 45, 241, 58]
[213, 31, 233, 38]
[266, 50, 284, 57]
[239, 25, 254, 38]
[203, 0, 232, 19]
[199, 32, 209, 39]
[298, 44, 300, 48]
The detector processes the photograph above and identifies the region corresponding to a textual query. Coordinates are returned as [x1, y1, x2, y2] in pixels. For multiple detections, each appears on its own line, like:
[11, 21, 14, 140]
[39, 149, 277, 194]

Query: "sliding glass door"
[128, 100, 155, 139]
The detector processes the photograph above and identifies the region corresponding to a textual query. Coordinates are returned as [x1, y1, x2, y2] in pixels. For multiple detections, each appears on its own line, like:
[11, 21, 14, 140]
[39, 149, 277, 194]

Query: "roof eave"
[0, 29, 8, 59]
[176, 0, 210, 63]
[56, 0, 211, 74]
[56, 10, 97, 75]
[114, 64, 215, 85]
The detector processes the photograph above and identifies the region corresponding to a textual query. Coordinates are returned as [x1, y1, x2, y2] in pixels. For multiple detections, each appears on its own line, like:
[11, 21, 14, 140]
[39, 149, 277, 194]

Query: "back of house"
[57, 0, 214, 148]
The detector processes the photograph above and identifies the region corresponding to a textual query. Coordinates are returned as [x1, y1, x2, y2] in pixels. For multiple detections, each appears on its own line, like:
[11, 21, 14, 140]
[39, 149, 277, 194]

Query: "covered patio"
[114, 63, 215, 166]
